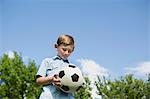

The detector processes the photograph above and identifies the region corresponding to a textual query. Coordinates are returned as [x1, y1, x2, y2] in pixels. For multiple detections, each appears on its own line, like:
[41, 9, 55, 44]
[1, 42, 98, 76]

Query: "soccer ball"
[48, 64, 84, 93]
[58, 64, 84, 93]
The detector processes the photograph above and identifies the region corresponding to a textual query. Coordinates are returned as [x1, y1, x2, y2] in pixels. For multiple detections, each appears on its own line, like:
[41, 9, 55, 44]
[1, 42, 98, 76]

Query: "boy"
[36, 34, 75, 99]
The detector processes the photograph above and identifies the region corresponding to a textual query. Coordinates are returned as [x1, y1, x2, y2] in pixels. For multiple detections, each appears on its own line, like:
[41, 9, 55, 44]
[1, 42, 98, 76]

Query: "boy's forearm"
[36, 76, 53, 85]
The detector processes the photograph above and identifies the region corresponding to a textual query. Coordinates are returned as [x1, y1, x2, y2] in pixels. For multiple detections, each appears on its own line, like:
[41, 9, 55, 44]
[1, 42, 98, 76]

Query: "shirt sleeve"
[36, 58, 53, 77]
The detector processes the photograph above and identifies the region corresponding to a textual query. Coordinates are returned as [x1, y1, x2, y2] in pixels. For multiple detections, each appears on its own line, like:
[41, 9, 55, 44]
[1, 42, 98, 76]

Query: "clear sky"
[0, 0, 149, 80]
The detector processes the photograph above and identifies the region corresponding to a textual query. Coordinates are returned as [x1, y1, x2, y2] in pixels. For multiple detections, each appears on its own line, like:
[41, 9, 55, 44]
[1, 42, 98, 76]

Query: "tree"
[145, 74, 150, 98]
[74, 77, 92, 99]
[0, 51, 41, 99]
[95, 74, 150, 99]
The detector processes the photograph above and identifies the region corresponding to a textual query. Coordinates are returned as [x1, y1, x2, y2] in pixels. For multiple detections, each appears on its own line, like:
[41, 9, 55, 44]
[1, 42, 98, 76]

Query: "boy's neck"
[57, 55, 67, 60]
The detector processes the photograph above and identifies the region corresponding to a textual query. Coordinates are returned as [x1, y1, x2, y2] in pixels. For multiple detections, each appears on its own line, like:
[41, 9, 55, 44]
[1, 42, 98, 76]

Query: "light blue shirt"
[36, 56, 74, 99]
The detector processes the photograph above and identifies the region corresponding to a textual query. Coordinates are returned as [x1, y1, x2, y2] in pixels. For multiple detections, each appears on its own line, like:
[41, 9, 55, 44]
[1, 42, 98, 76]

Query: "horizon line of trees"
[0, 51, 150, 99]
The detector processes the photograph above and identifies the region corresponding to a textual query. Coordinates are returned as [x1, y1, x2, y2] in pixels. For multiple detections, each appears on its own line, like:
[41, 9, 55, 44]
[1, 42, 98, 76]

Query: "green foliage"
[0, 51, 42, 99]
[95, 74, 150, 99]
[74, 77, 92, 99]
[145, 74, 150, 98]
[0, 51, 150, 99]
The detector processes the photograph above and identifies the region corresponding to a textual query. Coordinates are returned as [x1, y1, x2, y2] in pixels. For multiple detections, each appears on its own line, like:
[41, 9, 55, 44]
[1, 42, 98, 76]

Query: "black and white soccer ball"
[58, 64, 84, 93]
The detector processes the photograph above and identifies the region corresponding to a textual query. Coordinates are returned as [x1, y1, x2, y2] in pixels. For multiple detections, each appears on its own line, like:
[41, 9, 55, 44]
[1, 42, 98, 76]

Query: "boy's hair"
[56, 34, 75, 50]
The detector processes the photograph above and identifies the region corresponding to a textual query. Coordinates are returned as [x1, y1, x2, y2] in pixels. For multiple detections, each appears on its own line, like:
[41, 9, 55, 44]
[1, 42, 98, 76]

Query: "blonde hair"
[56, 34, 75, 50]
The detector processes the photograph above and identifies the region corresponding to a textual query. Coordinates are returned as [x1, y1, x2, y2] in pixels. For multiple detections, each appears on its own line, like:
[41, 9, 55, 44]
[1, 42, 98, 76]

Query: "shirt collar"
[54, 55, 69, 63]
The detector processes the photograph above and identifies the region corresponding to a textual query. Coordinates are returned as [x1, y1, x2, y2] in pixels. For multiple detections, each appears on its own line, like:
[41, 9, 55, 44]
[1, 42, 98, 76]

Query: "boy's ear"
[54, 44, 58, 48]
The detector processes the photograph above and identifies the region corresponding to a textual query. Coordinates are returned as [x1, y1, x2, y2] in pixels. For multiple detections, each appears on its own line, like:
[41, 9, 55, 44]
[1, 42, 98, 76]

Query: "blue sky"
[0, 0, 150, 81]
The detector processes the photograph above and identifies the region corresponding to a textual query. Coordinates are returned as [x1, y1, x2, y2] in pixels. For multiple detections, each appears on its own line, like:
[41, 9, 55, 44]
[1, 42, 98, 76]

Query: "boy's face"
[56, 45, 74, 59]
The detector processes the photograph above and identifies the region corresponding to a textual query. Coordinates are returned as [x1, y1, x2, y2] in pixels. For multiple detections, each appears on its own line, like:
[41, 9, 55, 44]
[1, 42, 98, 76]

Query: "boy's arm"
[36, 75, 61, 86]
[36, 58, 61, 86]
[36, 58, 53, 85]
[36, 75, 53, 85]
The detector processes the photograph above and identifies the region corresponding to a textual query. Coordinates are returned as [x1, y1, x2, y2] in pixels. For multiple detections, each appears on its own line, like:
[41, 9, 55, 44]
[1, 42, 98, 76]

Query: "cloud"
[77, 59, 109, 99]
[125, 61, 150, 77]
[4, 51, 29, 65]
[5, 51, 15, 59]
[77, 59, 109, 78]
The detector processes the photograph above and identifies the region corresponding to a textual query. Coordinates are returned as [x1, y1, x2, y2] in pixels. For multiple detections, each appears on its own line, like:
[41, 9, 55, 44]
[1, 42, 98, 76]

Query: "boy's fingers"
[56, 84, 61, 87]
[54, 80, 60, 82]
[55, 82, 61, 87]
[54, 74, 59, 78]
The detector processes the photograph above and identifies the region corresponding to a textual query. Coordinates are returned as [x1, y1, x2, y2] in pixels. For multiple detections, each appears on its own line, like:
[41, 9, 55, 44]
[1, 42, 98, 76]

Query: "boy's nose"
[64, 51, 69, 55]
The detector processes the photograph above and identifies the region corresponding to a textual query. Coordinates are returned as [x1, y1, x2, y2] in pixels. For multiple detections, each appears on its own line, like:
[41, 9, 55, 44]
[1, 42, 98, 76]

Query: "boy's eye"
[62, 48, 67, 51]
[62, 48, 72, 53]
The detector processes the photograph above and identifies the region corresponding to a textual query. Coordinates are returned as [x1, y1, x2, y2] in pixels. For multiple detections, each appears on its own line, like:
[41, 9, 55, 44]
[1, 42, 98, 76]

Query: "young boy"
[36, 34, 75, 99]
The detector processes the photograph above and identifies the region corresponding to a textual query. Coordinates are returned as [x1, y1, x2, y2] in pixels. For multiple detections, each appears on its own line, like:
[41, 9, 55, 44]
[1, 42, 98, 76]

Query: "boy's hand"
[52, 74, 61, 87]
